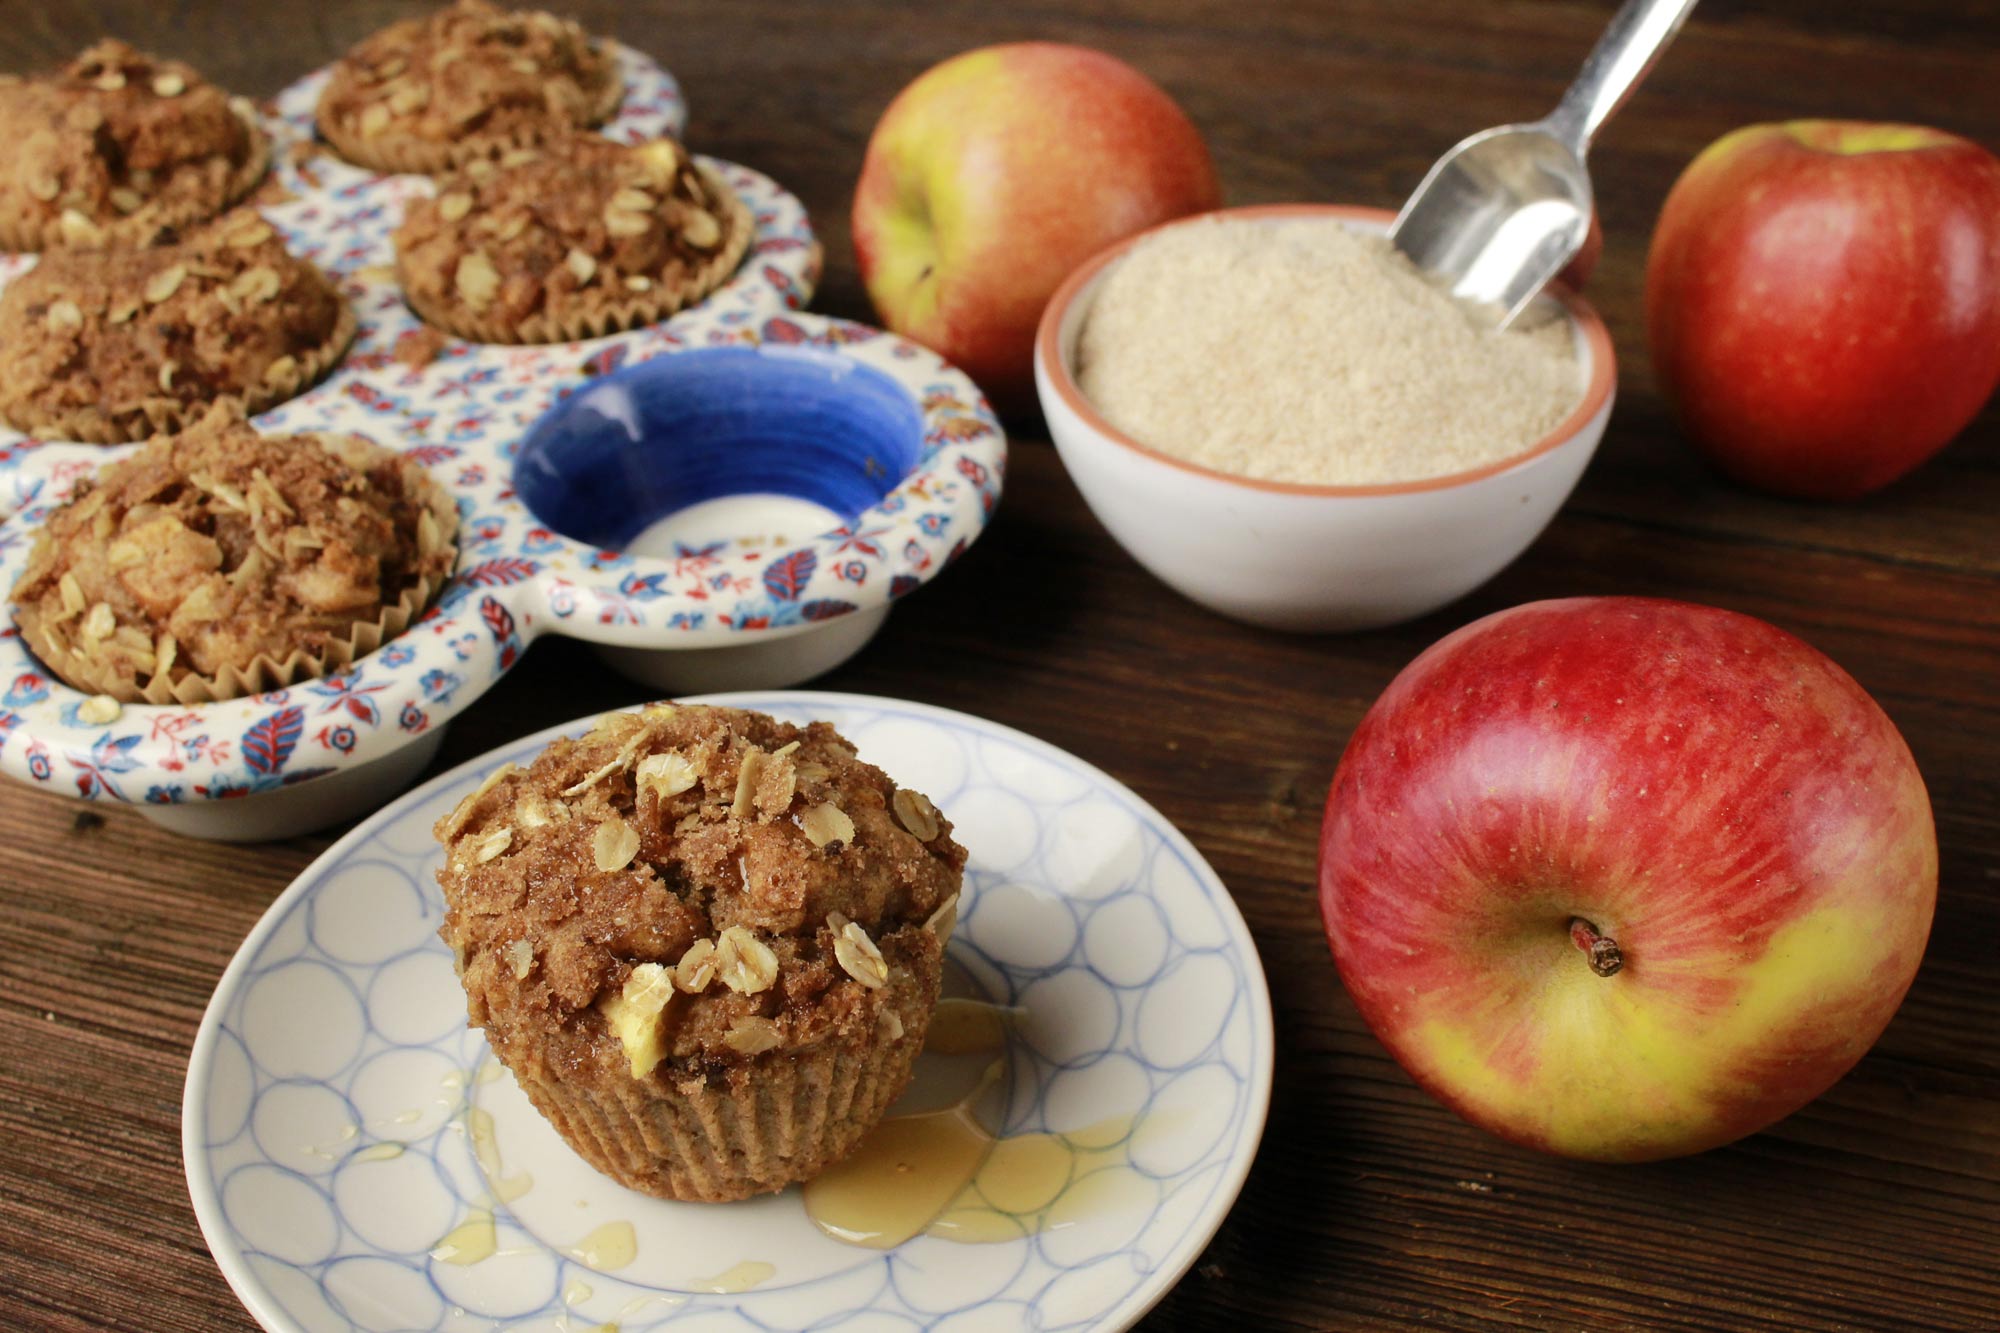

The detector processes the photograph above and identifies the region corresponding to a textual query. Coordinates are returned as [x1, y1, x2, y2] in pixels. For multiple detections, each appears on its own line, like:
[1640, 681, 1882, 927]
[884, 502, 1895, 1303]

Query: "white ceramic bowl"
[1035, 204, 1617, 632]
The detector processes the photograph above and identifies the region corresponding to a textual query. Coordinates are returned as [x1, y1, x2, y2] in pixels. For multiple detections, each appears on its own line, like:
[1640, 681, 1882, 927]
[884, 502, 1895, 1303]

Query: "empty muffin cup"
[514, 336, 983, 692]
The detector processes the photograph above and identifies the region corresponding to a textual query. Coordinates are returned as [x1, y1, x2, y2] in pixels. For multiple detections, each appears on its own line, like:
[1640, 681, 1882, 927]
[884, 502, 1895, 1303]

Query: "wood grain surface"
[2, 2, 1996, 1329]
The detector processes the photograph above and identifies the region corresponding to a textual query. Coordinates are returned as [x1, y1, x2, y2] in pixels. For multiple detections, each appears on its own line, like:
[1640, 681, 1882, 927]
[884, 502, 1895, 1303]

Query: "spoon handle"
[1546, 0, 1700, 153]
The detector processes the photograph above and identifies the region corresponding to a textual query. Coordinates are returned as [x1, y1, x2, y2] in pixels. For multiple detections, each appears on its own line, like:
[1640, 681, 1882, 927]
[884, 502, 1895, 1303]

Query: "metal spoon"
[1389, 0, 1700, 326]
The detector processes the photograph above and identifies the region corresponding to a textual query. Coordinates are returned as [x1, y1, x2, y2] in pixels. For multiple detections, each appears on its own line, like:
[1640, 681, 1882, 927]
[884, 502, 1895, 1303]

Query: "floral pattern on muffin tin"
[0, 50, 1005, 813]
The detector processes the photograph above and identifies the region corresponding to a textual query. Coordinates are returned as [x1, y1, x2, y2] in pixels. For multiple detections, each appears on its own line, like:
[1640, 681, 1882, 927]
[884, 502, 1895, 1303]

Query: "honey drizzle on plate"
[802, 998, 1147, 1249]
[435, 997, 1144, 1270]
[567, 1221, 637, 1272]
[432, 1064, 535, 1266]
[687, 1260, 777, 1293]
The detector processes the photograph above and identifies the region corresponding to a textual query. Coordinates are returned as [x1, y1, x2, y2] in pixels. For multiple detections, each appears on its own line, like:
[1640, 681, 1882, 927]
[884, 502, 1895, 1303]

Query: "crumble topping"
[9, 405, 457, 698]
[0, 211, 352, 441]
[0, 40, 267, 250]
[317, 0, 621, 172]
[393, 135, 749, 341]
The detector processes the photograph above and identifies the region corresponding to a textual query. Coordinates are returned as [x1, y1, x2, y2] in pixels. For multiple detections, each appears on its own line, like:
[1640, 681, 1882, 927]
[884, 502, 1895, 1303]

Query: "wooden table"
[3, 3, 1996, 1328]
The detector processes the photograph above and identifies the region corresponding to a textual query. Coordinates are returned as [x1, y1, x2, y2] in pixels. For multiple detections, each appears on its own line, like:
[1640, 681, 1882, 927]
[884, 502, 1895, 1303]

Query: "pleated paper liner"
[0, 127, 272, 254]
[10, 435, 459, 706]
[0, 294, 357, 446]
[517, 971, 940, 1204]
[396, 163, 754, 346]
[315, 62, 626, 176]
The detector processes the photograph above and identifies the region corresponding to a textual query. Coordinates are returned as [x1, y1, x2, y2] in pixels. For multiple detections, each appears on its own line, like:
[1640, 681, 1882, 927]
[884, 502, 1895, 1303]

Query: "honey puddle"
[567, 1221, 638, 1272]
[926, 996, 1025, 1055]
[433, 1212, 499, 1265]
[437, 995, 1143, 1271]
[802, 998, 1148, 1249]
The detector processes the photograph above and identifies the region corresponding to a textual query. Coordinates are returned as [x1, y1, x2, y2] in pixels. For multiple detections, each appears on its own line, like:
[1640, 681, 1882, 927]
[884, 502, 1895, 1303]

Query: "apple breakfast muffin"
[394, 134, 751, 343]
[316, 0, 623, 174]
[433, 704, 965, 1202]
[0, 40, 269, 252]
[9, 404, 457, 704]
[0, 211, 355, 443]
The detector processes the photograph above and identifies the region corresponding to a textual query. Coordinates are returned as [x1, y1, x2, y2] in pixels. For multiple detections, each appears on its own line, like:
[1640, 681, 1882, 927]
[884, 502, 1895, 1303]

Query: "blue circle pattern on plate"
[185, 694, 1274, 1333]
[0, 51, 1005, 813]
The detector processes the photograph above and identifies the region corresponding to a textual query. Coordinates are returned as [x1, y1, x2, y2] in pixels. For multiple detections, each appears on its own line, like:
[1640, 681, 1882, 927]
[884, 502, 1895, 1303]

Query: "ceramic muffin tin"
[0, 47, 1007, 841]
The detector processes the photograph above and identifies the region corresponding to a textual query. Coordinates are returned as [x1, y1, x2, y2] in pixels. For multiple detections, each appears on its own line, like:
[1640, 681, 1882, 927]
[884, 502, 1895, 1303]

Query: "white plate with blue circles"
[184, 691, 1273, 1332]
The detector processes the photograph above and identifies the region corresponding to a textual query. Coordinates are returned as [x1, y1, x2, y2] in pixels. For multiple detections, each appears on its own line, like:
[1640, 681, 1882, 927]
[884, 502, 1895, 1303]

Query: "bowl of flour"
[1033, 204, 1616, 631]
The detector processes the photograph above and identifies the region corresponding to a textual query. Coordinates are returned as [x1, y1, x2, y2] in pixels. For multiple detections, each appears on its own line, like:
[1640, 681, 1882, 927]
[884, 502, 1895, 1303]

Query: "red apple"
[852, 42, 1220, 409]
[1646, 120, 2000, 500]
[1319, 597, 1936, 1162]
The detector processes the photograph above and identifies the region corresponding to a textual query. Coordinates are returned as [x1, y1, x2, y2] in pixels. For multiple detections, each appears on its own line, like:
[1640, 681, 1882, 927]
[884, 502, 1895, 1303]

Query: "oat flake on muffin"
[0, 40, 269, 252]
[394, 134, 751, 343]
[8, 404, 458, 704]
[433, 704, 966, 1203]
[316, 0, 622, 175]
[0, 210, 355, 444]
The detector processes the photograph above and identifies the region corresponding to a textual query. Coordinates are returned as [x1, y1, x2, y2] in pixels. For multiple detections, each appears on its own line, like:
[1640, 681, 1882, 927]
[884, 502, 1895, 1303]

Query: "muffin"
[394, 135, 751, 343]
[317, 0, 622, 174]
[9, 404, 457, 704]
[434, 705, 966, 1202]
[0, 40, 269, 252]
[0, 211, 355, 443]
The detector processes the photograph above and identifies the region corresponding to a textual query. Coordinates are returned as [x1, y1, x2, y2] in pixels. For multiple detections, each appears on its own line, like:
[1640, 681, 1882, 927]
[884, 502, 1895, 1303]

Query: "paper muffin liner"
[0, 292, 357, 446]
[397, 163, 754, 345]
[0, 128, 272, 254]
[12, 430, 459, 705]
[513, 965, 940, 1204]
[316, 65, 624, 176]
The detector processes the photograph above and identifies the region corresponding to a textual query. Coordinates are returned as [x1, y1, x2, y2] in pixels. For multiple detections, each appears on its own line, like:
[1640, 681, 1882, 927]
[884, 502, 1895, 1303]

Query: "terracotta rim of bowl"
[1034, 203, 1618, 499]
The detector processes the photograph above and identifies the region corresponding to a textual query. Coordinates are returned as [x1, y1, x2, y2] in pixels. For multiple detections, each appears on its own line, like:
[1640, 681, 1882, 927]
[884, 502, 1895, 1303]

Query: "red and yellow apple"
[852, 42, 1220, 408]
[1319, 597, 1937, 1161]
[1647, 120, 2000, 500]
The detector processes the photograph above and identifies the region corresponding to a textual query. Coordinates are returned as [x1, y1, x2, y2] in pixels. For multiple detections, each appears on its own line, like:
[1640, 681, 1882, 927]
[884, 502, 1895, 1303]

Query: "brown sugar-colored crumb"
[392, 325, 451, 371]
[8, 405, 458, 703]
[0, 40, 269, 252]
[393, 134, 751, 344]
[0, 211, 355, 444]
[434, 705, 967, 1200]
[316, 0, 622, 175]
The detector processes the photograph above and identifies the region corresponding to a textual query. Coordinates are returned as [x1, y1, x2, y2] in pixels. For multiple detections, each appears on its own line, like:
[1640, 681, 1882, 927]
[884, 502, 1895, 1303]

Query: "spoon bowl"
[1390, 0, 1699, 325]
[1391, 123, 1593, 322]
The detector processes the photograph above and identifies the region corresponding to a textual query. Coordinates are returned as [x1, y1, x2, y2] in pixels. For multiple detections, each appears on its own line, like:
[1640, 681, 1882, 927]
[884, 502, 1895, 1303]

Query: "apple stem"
[1568, 918, 1624, 977]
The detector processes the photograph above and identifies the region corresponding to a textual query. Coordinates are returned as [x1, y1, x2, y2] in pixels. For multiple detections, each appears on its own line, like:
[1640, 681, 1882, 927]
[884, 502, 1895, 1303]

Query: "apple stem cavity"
[1568, 917, 1624, 977]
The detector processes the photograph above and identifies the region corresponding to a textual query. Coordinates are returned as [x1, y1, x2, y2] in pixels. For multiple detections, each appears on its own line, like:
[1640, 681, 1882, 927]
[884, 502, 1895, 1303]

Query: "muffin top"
[0, 40, 268, 251]
[317, 0, 621, 172]
[435, 706, 966, 1085]
[0, 211, 353, 443]
[9, 406, 457, 700]
[393, 135, 750, 341]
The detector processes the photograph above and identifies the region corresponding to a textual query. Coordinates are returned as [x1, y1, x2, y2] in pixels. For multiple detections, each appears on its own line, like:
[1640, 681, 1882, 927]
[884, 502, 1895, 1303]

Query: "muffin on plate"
[0, 211, 354, 443]
[0, 40, 269, 252]
[433, 704, 965, 1202]
[8, 404, 457, 704]
[317, 0, 622, 174]
[394, 134, 751, 343]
